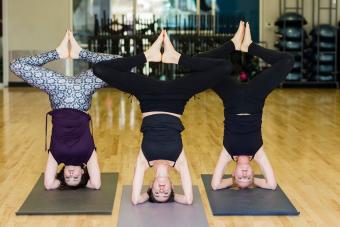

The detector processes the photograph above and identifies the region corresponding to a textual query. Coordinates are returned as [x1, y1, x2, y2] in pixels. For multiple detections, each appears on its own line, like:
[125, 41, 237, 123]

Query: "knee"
[282, 53, 295, 68]
[92, 63, 105, 76]
[211, 181, 219, 191]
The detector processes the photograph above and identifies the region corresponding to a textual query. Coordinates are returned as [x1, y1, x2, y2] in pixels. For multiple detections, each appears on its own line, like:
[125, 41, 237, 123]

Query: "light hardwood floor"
[0, 87, 339, 227]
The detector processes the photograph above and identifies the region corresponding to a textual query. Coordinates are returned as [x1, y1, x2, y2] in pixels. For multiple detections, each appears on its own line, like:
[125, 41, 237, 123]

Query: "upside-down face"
[233, 163, 254, 188]
[63, 165, 84, 186]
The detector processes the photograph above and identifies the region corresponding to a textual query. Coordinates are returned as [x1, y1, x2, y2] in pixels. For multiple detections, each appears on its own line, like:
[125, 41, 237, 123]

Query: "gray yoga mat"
[16, 172, 118, 215]
[201, 174, 300, 216]
[118, 185, 209, 227]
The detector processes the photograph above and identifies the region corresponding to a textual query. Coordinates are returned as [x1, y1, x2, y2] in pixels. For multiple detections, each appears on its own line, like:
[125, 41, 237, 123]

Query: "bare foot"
[144, 31, 163, 62]
[240, 22, 253, 52]
[162, 30, 181, 64]
[231, 21, 245, 51]
[56, 31, 69, 59]
[69, 30, 82, 59]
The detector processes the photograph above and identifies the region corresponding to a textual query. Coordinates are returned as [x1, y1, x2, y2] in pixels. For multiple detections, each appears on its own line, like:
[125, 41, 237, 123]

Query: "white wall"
[3, 0, 73, 85]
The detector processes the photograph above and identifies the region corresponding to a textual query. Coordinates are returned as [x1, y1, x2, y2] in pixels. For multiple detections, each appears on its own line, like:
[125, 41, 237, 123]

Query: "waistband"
[224, 112, 262, 134]
[48, 108, 91, 120]
[141, 114, 184, 132]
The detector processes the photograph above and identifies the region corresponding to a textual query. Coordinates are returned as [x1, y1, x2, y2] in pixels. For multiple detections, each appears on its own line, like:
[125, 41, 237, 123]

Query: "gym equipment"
[239, 71, 248, 81]
[310, 24, 337, 40]
[309, 24, 337, 82]
[313, 53, 335, 62]
[311, 41, 335, 50]
[275, 11, 308, 82]
[16, 173, 118, 215]
[275, 12, 307, 27]
[292, 61, 302, 69]
[276, 0, 338, 86]
[275, 40, 305, 51]
[318, 75, 334, 81]
[201, 174, 300, 216]
[277, 27, 307, 40]
[310, 72, 334, 81]
[286, 73, 302, 81]
[314, 64, 334, 73]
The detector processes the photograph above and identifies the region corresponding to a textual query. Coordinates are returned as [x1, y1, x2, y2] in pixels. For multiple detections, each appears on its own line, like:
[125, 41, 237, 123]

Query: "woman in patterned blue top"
[10, 31, 121, 190]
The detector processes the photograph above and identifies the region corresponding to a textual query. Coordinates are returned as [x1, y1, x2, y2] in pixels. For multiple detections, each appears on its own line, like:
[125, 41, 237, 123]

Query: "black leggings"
[92, 52, 232, 163]
[196, 41, 294, 101]
[196, 41, 294, 157]
[92, 53, 231, 99]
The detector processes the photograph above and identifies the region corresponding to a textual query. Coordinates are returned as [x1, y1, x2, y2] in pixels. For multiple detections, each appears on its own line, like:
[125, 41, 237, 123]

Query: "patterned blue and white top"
[10, 49, 121, 111]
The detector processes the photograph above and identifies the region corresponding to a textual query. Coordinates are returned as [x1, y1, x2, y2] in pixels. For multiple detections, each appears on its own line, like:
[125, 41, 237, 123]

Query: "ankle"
[73, 47, 81, 58]
[173, 51, 181, 64]
[241, 41, 252, 52]
[231, 38, 240, 50]
[56, 47, 66, 58]
[144, 50, 151, 62]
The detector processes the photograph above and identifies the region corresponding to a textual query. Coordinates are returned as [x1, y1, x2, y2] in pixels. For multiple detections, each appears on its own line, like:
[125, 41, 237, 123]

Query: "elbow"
[211, 181, 219, 191]
[211, 177, 223, 190]
[44, 181, 54, 190]
[93, 181, 101, 190]
[131, 196, 139, 205]
[186, 195, 193, 205]
[268, 182, 277, 190]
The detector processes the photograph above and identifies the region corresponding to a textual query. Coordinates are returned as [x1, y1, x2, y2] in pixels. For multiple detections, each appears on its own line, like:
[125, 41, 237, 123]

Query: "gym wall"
[261, 0, 340, 48]
[3, 0, 72, 85]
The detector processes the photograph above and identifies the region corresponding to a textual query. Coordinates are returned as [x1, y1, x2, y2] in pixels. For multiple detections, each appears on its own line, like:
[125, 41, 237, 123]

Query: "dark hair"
[147, 187, 175, 203]
[56, 165, 89, 190]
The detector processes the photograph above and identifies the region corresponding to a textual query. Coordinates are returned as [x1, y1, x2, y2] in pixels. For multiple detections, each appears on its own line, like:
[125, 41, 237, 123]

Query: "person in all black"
[197, 21, 294, 190]
[93, 30, 232, 204]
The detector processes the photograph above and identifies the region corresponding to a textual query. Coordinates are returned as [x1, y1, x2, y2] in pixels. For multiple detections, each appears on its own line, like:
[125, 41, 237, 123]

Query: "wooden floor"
[0, 87, 339, 227]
